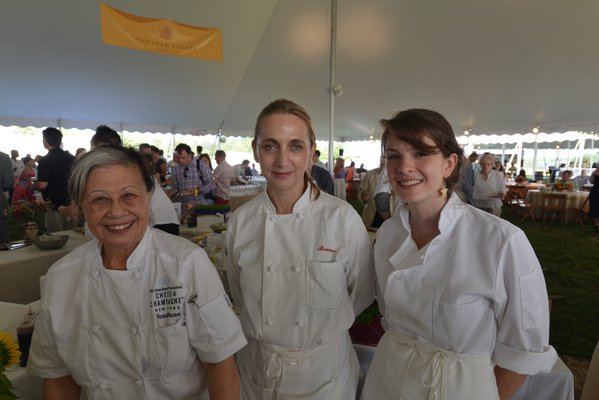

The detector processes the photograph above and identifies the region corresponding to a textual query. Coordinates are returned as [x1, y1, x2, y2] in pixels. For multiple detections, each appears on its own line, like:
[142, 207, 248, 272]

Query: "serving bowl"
[32, 234, 69, 250]
[210, 223, 227, 234]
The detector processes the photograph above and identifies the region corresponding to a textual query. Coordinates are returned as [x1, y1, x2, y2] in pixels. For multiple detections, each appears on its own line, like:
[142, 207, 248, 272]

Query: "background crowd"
[1, 101, 598, 399]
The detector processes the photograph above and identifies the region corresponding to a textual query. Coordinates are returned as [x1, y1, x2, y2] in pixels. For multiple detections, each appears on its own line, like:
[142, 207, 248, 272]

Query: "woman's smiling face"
[81, 164, 151, 257]
[385, 133, 456, 208]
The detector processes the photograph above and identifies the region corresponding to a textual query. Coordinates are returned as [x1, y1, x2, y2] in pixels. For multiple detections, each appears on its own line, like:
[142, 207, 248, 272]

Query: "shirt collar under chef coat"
[390, 192, 466, 268]
[92, 226, 152, 271]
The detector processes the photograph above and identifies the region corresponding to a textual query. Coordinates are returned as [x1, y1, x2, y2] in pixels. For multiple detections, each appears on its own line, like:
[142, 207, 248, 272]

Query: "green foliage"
[0, 372, 18, 399]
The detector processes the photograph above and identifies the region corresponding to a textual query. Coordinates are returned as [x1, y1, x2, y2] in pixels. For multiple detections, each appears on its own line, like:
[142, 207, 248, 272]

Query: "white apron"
[238, 332, 359, 400]
[360, 330, 499, 400]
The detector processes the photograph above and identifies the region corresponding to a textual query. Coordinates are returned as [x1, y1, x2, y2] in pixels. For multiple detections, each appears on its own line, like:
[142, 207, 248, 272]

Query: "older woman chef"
[361, 109, 556, 400]
[226, 99, 375, 399]
[29, 145, 246, 399]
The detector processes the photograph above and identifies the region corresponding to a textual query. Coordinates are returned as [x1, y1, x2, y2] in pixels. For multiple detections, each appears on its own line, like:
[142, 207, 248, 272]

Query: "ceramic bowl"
[32, 234, 69, 250]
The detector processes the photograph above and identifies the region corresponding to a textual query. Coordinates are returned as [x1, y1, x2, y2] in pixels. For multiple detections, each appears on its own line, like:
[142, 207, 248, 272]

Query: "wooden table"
[0, 230, 89, 304]
[526, 190, 589, 223]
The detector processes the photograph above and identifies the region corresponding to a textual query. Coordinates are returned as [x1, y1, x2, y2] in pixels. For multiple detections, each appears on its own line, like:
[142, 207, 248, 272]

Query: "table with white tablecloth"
[512, 357, 575, 400]
[0, 230, 89, 304]
[526, 190, 589, 222]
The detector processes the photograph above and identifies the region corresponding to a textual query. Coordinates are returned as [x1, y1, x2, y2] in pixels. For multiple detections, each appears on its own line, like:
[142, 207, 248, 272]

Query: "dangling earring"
[439, 181, 448, 198]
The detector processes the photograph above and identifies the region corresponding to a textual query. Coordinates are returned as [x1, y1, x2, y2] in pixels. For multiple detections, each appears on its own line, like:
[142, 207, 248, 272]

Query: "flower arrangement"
[0, 331, 21, 399]
[554, 181, 573, 192]
[515, 175, 528, 184]
[11, 199, 50, 223]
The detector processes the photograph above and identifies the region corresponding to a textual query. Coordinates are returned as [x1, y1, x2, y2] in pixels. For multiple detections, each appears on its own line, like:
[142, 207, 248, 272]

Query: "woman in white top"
[29, 145, 246, 399]
[473, 153, 507, 217]
[226, 99, 375, 399]
[142, 152, 180, 235]
[361, 109, 556, 400]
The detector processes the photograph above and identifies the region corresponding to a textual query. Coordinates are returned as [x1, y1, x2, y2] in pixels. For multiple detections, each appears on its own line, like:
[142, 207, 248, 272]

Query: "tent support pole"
[327, 0, 337, 173]
[532, 134, 538, 181]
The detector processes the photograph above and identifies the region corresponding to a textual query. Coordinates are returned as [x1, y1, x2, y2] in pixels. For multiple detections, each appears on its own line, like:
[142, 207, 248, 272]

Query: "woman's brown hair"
[381, 108, 463, 192]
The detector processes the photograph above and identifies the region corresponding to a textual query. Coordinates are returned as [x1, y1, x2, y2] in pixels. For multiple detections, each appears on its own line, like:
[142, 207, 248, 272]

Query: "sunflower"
[0, 331, 21, 370]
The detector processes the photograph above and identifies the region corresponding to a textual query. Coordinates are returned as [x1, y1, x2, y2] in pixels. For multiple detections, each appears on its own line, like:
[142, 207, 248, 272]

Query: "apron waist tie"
[252, 332, 349, 400]
[386, 329, 491, 400]
[422, 351, 445, 400]
[263, 351, 283, 400]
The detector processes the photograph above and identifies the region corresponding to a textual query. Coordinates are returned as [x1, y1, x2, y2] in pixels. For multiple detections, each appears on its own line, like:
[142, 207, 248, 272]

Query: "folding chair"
[507, 190, 536, 221]
[542, 193, 567, 223]
[574, 194, 590, 226]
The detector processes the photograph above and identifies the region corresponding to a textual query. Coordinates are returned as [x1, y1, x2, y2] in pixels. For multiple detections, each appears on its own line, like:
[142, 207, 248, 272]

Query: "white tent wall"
[2, 1, 599, 142]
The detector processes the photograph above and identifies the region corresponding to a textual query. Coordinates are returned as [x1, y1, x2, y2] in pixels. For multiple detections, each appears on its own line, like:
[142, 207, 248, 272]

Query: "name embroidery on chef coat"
[317, 245, 337, 253]
[149, 277, 184, 320]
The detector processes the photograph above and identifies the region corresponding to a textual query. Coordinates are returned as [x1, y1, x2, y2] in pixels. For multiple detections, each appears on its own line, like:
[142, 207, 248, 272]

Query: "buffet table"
[0, 230, 89, 304]
[526, 190, 589, 222]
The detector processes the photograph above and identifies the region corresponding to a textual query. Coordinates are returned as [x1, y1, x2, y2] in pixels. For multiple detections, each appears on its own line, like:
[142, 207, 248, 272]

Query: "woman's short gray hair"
[479, 153, 495, 165]
[68, 145, 154, 207]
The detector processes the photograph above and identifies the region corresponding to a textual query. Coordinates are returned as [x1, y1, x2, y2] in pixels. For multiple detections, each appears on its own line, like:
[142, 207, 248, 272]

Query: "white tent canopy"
[2, 1, 599, 141]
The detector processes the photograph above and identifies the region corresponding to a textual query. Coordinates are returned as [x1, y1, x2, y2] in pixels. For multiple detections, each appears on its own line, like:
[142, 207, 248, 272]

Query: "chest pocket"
[432, 297, 492, 351]
[154, 319, 196, 376]
[307, 260, 345, 310]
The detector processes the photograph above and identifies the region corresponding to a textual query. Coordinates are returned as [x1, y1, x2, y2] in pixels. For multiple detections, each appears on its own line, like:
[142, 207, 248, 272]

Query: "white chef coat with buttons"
[29, 227, 247, 400]
[374, 193, 556, 375]
[226, 187, 375, 397]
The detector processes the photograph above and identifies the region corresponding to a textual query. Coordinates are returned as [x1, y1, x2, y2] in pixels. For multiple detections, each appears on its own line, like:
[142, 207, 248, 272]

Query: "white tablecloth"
[0, 230, 89, 304]
[512, 357, 575, 400]
[526, 190, 589, 222]
[1, 300, 43, 400]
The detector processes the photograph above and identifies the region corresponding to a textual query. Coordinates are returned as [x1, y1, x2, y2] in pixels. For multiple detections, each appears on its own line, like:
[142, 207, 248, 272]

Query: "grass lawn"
[501, 211, 599, 360]
[351, 199, 599, 361]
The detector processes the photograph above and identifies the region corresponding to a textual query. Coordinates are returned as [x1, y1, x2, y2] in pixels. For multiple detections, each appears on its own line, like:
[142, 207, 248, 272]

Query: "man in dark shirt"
[0, 151, 12, 242]
[311, 164, 334, 196]
[33, 127, 75, 209]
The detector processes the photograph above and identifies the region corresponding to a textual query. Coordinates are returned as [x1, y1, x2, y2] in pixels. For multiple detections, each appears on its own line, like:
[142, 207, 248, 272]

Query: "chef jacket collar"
[263, 185, 312, 216]
[93, 226, 152, 271]
[125, 227, 152, 270]
[390, 193, 465, 268]
[398, 191, 465, 237]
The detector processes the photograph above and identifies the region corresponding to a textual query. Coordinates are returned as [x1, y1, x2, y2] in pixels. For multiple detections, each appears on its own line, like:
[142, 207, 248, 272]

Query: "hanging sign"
[100, 3, 223, 61]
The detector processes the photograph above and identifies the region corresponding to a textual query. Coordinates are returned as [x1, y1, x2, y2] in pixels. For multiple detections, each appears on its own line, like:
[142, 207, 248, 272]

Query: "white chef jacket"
[226, 187, 375, 397]
[374, 193, 556, 375]
[29, 227, 247, 400]
[473, 169, 506, 210]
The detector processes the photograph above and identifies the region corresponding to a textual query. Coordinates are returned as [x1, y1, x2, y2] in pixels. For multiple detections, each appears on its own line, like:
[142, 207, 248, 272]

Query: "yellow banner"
[100, 3, 223, 61]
